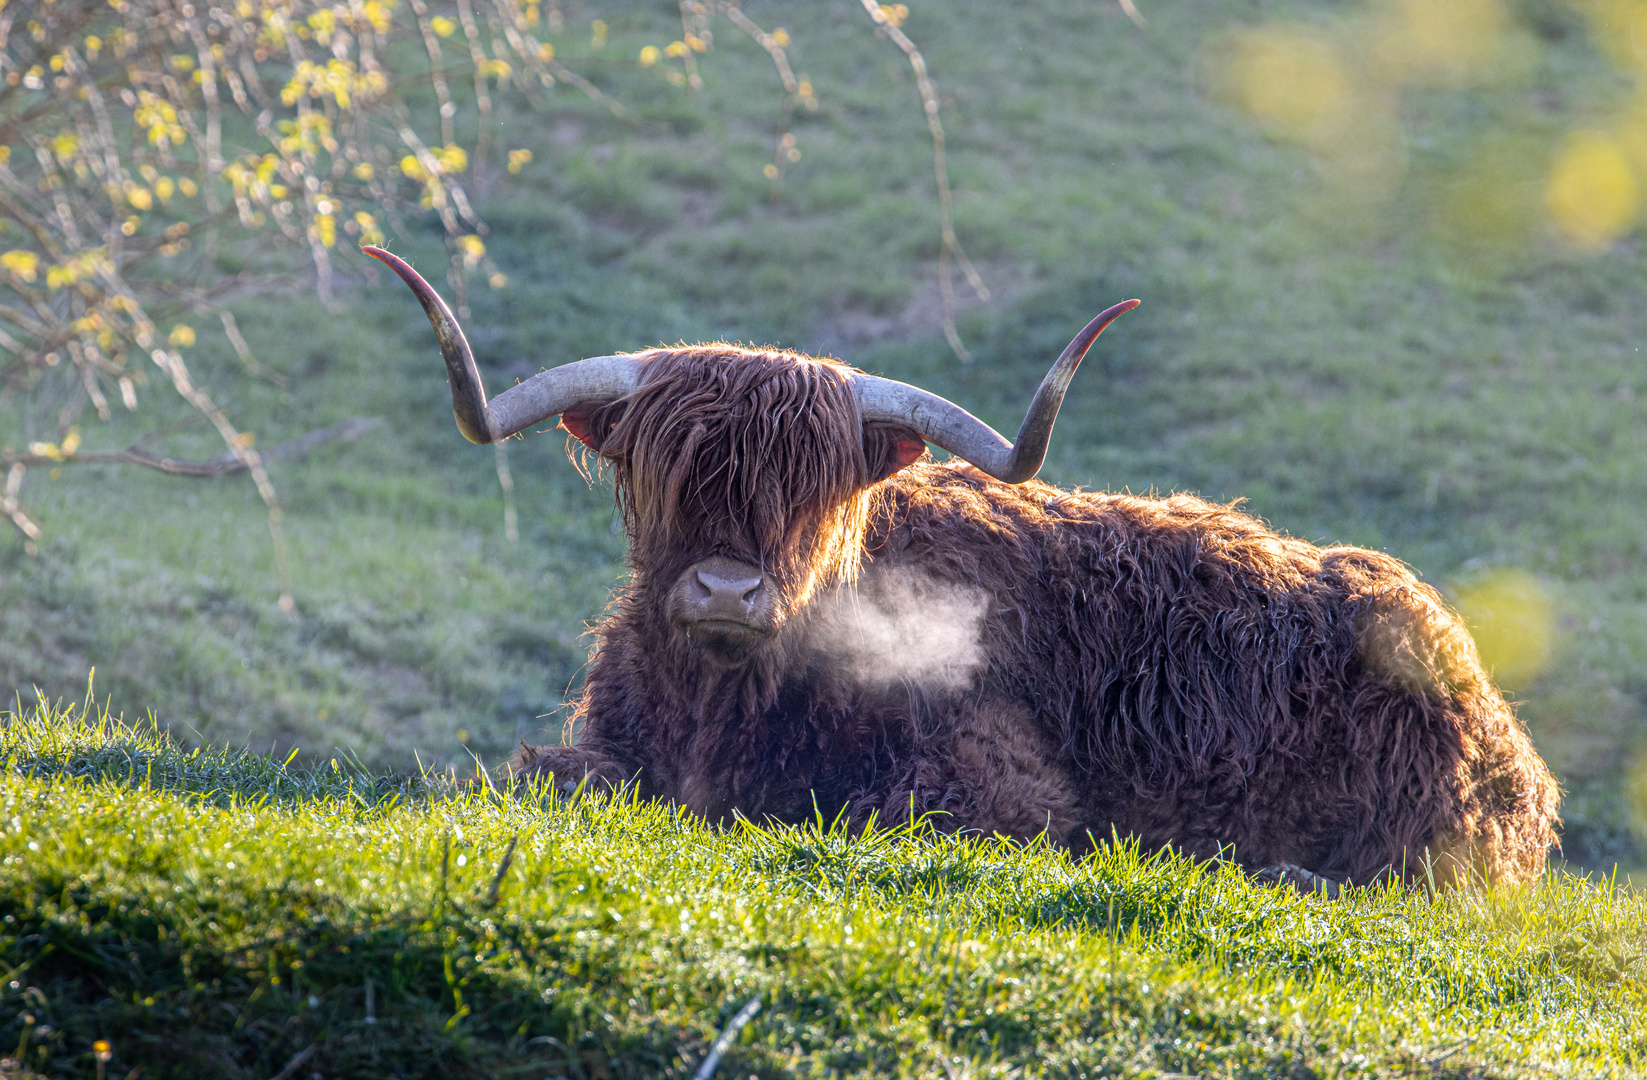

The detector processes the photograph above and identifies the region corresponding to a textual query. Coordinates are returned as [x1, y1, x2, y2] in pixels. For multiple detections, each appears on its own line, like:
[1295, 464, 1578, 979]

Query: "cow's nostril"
[675, 558, 771, 641]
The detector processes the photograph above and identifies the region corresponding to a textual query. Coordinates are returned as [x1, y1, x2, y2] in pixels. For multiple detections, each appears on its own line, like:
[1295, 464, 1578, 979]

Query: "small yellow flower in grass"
[590, 19, 607, 49]
[763, 163, 779, 179]
[638, 45, 660, 67]
[507, 148, 532, 174]
[168, 54, 195, 72]
[489, 272, 507, 289]
[61, 428, 81, 455]
[665, 40, 689, 58]
[457, 234, 485, 267]
[429, 15, 456, 37]
[232, 432, 256, 449]
[168, 324, 196, 348]
[772, 28, 790, 47]
[127, 186, 153, 211]
[121, 215, 140, 235]
[155, 176, 174, 200]
[179, 177, 198, 197]
[93, 1040, 112, 1061]
[537, 42, 555, 61]
[353, 161, 375, 181]
[685, 34, 707, 52]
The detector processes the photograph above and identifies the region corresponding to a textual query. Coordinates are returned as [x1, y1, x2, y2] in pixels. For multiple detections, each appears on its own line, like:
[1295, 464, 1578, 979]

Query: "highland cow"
[368, 246, 1559, 890]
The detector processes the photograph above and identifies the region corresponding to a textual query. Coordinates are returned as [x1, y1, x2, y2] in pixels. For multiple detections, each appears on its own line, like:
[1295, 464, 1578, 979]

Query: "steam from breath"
[806, 567, 988, 690]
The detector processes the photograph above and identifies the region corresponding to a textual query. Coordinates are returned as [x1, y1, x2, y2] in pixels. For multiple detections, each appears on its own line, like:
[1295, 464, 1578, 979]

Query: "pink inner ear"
[892, 438, 926, 468]
[559, 409, 600, 450]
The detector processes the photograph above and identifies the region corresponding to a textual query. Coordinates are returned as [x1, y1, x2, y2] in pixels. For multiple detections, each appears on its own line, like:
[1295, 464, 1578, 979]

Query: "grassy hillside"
[3, 703, 1644, 1078]
[3, 0, 1646, 868]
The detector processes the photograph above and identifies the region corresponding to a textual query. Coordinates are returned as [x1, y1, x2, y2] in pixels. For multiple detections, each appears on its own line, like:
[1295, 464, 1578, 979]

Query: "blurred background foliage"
[2, 0, 1646, 875]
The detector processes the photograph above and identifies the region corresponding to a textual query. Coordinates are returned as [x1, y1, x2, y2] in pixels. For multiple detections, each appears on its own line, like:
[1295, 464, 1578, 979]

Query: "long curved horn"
[853, 298, 1139, 483]
[365, 246, 641, 443]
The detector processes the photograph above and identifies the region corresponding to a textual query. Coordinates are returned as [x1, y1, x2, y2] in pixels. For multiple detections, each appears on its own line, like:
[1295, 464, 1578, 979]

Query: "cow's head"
[366, 246, 1136, 668]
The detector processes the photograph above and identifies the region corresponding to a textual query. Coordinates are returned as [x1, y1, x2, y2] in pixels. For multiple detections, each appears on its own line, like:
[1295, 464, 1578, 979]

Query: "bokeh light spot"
[1454, 569, 1553, 689]
[1221, 29, 1356, 142]
[1545, 131, 1640, 250]
[1369, 0, 1512, 87]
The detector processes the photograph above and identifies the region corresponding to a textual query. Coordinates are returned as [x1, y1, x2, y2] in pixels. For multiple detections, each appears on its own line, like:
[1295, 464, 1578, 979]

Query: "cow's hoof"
[1253, 863, 1342, 897]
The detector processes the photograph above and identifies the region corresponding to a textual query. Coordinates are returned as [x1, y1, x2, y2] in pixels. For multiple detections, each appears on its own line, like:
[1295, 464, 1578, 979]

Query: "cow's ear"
[558, 407, 601, 450]
[863, 423, 927, 482]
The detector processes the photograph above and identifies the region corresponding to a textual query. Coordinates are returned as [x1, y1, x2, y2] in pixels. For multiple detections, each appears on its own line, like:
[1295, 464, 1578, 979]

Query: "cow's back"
[872, 466, 1558, 883]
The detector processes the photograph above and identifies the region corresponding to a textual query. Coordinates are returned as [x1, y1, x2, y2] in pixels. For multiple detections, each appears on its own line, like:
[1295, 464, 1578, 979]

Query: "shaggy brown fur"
[513, 346, 1560, 887]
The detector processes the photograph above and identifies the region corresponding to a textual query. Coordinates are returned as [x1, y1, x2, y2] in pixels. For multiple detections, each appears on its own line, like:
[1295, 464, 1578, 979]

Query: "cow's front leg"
[853, 700, 1081, 844]
[1251, 863, 1343, 897]
[502, 742, 630, 796]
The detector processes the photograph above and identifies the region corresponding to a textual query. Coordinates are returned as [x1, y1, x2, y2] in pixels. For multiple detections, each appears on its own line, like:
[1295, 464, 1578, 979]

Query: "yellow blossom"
[507, 148, 533, 174]
[1, 250, 39, 282]
[168, 324, 196, 347]
[430, 15, 456, 36]
[638, 45, 660, 67]
[437, 144, 468, 173]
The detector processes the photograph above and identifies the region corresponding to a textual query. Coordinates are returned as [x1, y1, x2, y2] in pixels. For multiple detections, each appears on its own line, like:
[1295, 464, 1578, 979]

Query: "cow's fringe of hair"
[596, 345, 874, 613]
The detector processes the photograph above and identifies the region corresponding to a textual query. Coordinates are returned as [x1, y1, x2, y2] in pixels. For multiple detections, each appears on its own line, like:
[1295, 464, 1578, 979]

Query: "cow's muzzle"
[667, 556, 774, 661]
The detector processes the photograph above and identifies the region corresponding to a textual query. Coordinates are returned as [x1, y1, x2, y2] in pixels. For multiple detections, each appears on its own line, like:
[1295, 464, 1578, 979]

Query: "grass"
[3, 701, 1645, 1078]
[1, 0, 1645, 886]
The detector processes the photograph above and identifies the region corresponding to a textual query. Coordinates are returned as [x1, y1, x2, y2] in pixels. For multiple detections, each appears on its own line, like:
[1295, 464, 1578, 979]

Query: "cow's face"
[562, 347, 924, 668]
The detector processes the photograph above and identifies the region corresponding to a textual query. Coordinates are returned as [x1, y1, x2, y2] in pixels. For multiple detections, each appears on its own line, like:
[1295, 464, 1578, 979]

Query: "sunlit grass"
[2, 701, 1644, 1077]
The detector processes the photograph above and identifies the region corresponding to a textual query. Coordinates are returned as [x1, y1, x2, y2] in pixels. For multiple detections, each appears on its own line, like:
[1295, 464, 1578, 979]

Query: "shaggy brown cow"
[368, 246, 1559, 889]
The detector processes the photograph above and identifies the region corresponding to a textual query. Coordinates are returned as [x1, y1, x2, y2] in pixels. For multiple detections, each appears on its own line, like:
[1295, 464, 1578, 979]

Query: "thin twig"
[855, 2, 988, 362]
[0, 416, 384, 478]
[1117, 0, 1147, 30]
[494, 440, 518, 541]
[267, 1044, 318, 1080]
[481, 834, 519, 908]
[692, 996, 762, 1080]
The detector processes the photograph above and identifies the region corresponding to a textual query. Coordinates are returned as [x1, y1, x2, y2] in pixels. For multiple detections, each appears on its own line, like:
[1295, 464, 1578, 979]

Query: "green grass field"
[5, 0, 1647, 1069]
[3, 703, 1644, 1078]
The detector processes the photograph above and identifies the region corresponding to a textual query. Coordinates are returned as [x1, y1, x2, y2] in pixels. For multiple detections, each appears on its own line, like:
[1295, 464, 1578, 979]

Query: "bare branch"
[0, 416, 385, 478]
[855, 1, 989, 362]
